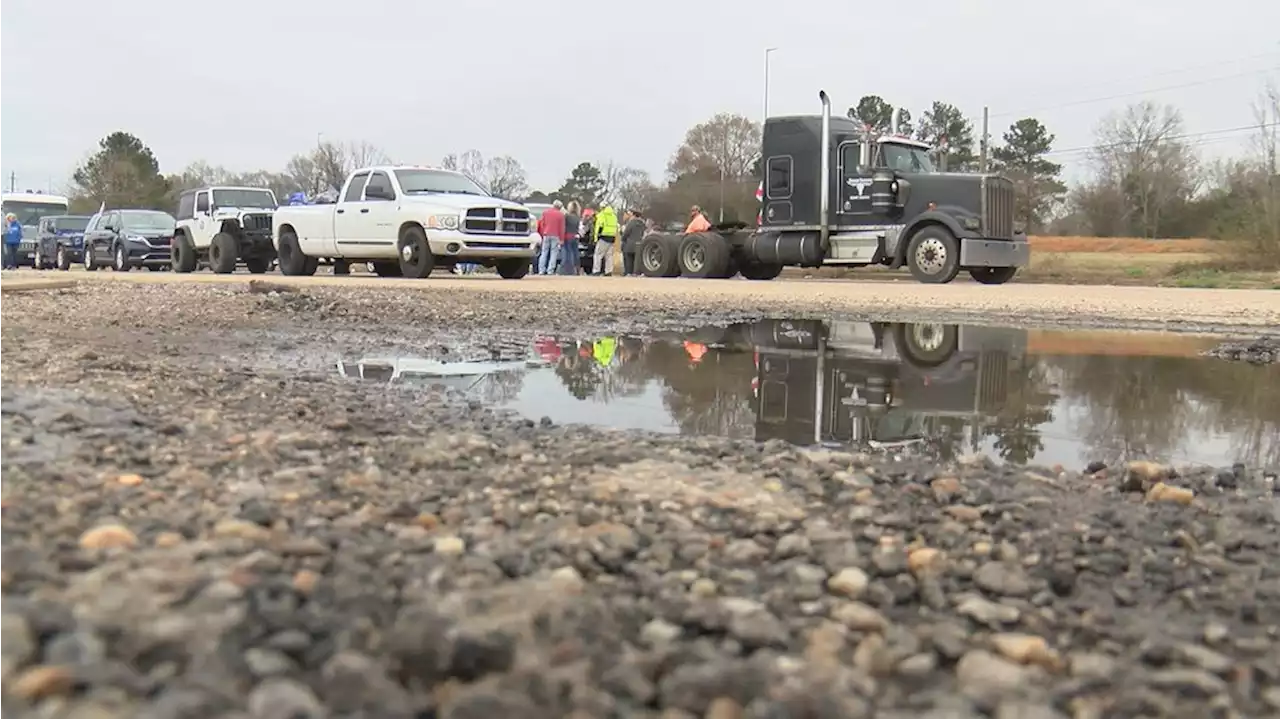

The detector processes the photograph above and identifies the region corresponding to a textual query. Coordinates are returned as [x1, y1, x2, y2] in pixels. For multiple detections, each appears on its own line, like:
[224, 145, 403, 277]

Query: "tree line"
[64, 84, 1278, 264]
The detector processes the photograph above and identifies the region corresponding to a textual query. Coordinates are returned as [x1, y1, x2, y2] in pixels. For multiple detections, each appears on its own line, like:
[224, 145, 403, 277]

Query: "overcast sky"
[2, 0, 1277, 194]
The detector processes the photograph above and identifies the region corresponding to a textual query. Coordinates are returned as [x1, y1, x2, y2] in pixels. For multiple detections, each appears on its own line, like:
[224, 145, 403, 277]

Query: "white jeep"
[172, 186, 278, 273]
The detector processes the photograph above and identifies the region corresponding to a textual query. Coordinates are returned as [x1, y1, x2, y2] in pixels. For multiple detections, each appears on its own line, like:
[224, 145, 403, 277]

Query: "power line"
[1041, 121, 1278, 159]
[991, 66, 1280, 120]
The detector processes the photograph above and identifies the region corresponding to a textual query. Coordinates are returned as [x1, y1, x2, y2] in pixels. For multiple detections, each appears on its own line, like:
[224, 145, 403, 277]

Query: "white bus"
[2, 191, 71, 266]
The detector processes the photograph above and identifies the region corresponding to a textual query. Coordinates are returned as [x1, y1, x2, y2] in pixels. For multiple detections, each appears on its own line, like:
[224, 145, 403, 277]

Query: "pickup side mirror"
[363, 185, 393, 201]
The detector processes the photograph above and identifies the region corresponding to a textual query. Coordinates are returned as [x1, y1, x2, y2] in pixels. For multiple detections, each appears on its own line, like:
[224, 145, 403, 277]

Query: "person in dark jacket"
[619, 209, 646, 276]
[561, 201, 582, 275]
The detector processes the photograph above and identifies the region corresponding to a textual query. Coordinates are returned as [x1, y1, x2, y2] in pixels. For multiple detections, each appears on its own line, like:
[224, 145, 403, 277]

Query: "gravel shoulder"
[2, 280, 1279, 718]
[5, 268, 1279, 336]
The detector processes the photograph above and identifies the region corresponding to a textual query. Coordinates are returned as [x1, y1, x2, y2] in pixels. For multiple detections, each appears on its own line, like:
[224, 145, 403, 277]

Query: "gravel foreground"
[3, 282, 1280, 719]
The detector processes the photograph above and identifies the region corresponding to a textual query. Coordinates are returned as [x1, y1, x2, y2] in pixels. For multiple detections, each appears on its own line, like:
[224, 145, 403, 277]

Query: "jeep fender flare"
[218, 218, 242, 235]
[890, 212, 968, 269]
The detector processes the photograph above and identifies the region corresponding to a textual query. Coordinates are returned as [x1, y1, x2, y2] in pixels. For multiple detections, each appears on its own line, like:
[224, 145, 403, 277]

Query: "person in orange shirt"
[685, 205, 711, 233]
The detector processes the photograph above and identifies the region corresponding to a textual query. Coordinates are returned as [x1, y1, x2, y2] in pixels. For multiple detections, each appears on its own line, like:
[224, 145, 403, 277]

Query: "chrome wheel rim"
[914, 238, 947, 275]
[400, 244, 415, 262]
[911, 323, 946, 353]
[681, 242, 705, 273]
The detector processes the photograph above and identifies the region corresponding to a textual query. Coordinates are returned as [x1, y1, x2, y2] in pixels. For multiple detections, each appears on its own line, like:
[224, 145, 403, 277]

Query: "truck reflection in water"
[733, 320, 1026, 453]
[334, 357, 536, 400]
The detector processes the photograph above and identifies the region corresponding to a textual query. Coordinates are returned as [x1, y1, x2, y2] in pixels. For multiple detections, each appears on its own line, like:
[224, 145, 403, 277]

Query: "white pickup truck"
[271, 165, 538, 279]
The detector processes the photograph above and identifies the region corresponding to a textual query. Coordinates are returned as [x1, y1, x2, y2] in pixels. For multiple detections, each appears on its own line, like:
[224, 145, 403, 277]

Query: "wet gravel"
[1205, 337, 1280, 365]
[3, 282, 1280, 718]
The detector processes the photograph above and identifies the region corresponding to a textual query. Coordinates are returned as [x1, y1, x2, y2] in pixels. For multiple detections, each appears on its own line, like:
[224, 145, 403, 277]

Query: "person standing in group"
[579, 208, 596, 275]
[537, 200, 566, 275]
[561, 201, 582, 275]
[592, 204, 618, 276]
[619, 208, 646, 276]
[3, 213, 22, 270]
[686, 205, 711, 233]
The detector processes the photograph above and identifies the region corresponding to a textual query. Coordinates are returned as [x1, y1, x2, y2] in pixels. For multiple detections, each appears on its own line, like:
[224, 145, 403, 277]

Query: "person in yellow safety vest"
[686, 205, 711, 234]
[592, 205, 619, 276]
[592, 336, 617, 367]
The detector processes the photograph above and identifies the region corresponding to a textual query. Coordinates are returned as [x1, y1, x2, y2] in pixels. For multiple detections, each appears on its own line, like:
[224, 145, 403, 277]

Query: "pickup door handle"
[359, 208, 369, 214]
[336, 209, 345, 214]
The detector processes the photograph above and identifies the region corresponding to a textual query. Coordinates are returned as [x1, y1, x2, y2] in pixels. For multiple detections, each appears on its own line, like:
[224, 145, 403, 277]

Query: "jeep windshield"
[212, 189, 277, 209]
[880, 143, 937, 174]
[394, 170, 487, 196]
[51, 216, 90, 232]
[120, 211, 176, 233]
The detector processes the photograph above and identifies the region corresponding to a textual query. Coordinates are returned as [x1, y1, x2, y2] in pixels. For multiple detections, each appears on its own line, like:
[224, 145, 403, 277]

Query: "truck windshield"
[212, 189, 277, 208]
[120, 211, 176, 232]
[3, 200, 70, 227]
[880, 143, 937, 174]
[394, 169, 487, 196]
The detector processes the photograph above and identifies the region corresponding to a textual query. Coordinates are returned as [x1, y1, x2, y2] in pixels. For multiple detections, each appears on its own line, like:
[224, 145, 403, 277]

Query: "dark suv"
[82, 209, 176, 272]
[33, 215, 92, 270]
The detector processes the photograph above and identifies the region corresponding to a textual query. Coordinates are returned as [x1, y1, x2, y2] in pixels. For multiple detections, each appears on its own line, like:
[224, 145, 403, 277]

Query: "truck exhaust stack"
[890, 107, 902, 136]
[818, 90, 831, 252]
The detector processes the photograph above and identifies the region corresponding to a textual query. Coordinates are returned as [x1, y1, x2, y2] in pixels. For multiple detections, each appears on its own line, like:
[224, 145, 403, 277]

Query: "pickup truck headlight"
[425, 215, 460, 231]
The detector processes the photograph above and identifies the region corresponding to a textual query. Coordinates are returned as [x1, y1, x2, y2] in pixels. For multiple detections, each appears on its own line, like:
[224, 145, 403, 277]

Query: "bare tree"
[347, 140, 391, 169]
[666, 113, 761, 181]
[484, 156, 529, 200]
[1088, 101, 1200, 238]
[441, 150, 486, 185]
[598, 162, 656, 210]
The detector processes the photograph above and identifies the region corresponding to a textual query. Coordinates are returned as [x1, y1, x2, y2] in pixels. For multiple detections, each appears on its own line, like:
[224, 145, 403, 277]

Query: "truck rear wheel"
[969, 266, 1018, 285]
[740, 261, 784, 281]
[639, 234, 679, 278]
[495, 258, 530, 279]
[905, 226, 960, 284]
[398, 226, 435, 279]
[172, 233, 198, 273]
[209, 232, 238, 274]
[277, 229, 316, 276]
[677, 232, 730, 279]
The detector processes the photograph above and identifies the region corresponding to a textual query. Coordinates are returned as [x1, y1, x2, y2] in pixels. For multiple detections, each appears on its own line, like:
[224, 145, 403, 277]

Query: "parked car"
[32, 214, 91, 270]
[82, 209, 176, 272]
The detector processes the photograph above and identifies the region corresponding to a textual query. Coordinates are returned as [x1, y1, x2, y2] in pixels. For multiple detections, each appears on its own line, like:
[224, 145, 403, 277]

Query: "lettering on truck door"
[332, 172, 370, 256]
[352, 171, 398, 257]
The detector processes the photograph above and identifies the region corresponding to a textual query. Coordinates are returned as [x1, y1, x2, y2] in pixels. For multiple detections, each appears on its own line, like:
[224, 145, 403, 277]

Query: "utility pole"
[763, 47, 778, 122]
[979, 107, 990, 173]
[718, 133, 728, 222]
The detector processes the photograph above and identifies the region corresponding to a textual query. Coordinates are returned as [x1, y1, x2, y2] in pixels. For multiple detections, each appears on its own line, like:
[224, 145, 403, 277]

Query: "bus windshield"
[3, 199, 71, 228]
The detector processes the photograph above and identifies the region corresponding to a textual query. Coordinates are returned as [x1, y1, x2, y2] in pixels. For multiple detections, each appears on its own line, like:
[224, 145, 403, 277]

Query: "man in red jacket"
[536, 200, 567, 275]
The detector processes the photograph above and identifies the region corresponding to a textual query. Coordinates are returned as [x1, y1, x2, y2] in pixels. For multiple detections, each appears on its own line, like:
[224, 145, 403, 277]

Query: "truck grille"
[982, 176, 1015, 240]
[463, 208, 531, 235]
[242, 213, 273, 232]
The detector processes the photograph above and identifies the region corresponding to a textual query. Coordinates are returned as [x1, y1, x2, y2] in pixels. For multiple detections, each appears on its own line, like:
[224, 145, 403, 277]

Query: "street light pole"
[763, 47, 778, 121]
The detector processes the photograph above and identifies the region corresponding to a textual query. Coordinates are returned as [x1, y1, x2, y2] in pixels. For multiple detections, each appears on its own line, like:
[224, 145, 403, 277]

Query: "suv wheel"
[112, 244, 131, 272]
[209, 232, 238, 274]
[33, 248, 44, 270]
[56, 247, 70, 271]
[84, 245, 98, 271]
[172, 233, 198, 273]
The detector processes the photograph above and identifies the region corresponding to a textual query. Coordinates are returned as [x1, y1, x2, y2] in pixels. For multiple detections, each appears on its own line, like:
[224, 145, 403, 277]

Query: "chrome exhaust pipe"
[818, 90, 831, 253]
[890, 107, 902, 136]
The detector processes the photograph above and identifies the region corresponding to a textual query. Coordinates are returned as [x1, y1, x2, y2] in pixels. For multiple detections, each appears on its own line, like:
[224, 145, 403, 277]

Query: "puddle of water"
[332, 320, 1280, 470]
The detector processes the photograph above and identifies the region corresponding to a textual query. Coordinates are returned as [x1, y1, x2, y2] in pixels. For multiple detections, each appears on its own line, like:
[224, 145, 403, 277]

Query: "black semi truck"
[637, 91, 1030, 284]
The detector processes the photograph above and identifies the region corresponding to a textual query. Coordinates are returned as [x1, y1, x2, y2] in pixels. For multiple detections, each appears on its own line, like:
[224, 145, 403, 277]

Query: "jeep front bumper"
[959, 236, 1030, 268]
[426, 230, 537, 259]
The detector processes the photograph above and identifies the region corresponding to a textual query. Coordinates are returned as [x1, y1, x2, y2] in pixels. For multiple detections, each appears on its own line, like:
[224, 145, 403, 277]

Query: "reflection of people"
[592, 336, 617, 367]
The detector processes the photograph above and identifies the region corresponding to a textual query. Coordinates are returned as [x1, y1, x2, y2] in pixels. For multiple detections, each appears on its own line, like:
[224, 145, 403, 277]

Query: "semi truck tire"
[969, 266, 1018, 285]
[894, 322, 958, 367]
[905, 226, 960, 284]
[739, 261, 784, 281]
[677, 232, 730, 279]
[639, 234, 680, 278]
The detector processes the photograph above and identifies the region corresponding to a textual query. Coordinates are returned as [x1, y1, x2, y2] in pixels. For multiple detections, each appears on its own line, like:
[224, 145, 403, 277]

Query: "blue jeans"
[560, 240, 580, 275]
[2, 244, 17, 269]
[538, 237, 561, 274]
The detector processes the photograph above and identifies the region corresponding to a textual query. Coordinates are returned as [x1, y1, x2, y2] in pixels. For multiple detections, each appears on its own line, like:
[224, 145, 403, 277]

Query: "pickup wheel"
[495, 258, 530, 280]
[209, 232, 238, 274]
[905, 226, 961, 284]
[969, 266, 1018, 285]
[172, 233, 198, 273]
[277, 229, 316, 276]
[397, 226, 435, 279]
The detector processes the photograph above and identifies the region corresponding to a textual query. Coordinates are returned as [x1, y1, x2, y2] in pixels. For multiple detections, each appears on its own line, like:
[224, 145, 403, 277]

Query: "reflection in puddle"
[335, 320, 1280, 469]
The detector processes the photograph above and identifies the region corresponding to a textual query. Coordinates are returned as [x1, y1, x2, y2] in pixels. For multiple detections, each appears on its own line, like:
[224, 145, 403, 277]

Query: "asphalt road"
[2, 268, 1278, 334]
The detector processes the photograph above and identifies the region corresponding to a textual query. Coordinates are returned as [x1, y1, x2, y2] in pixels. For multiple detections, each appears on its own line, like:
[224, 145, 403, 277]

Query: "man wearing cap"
[619, 208, 646, 276]
[3, 213, 22, 269]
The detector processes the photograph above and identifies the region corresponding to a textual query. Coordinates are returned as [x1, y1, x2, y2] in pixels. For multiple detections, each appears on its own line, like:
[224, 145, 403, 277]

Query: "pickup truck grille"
[463, 208, 531, 236]
[242, 213, 273, 232]
[982, 176, 1015, 240]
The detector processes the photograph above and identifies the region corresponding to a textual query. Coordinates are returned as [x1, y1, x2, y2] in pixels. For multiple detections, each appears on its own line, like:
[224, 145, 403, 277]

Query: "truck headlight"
[961, 217, 981, 231]
[425, 215, 460, 230]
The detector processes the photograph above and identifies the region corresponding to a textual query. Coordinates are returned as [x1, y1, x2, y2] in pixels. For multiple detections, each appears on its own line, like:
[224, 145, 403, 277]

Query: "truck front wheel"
[677, 232, 730, 279]
[905, 226, 960, 284]
[740, 261, 784, 281]
[371, 261, 402, 278]
[495, 258, 530, 279]
[209, 232, 238, 274]
[398, 226, 435, 279]
[172, 233, 198, 273]
[969, 266, 1018, 285]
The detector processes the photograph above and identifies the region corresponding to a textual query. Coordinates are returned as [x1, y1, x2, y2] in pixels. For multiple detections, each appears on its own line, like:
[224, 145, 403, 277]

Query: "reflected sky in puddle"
[334, 320, 1280, 470]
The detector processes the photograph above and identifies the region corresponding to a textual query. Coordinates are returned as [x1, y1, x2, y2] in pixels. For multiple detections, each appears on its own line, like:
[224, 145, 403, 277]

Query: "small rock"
[1175, 642, 1232, 675]
[1068, 652, 1117, 679]
[833, 602, 888, 632]
[991, 633, 1062, 670]
[1146, 669, 1228, 698]
[1146, 482, 1194, 506]
[550, 566, 584, 589]
[115, 473, 144, 486]
[292, 570, 320, 595]
[640, 619, 682, 647]
[828, 567, 870, 599]
[706, 697, 745, 719]
[244, 648, 297, 677]
[908, 547, 945, 577]
[154, 531, 184, 548]
[1202, 622, 1229, 645]
[247, 677, 326, 719]
[78, 524, 138, 550]
[9, 664, 74, 701]
[957, 595, 1021, 628]
[690, 578, 718, 598]
[931, 477, 962, 502]
[974, 562, 1033, 597]
[897, 652, 938, 676]
[946, 506, 983, 523]
[1, 613, 36, 679]
[433, 535, 466, 555]
[213, 519, 272, 541]
[774, 533, 811, 559]
[957, 650, 1032, 700]
[1125, 460, 1167, 490]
